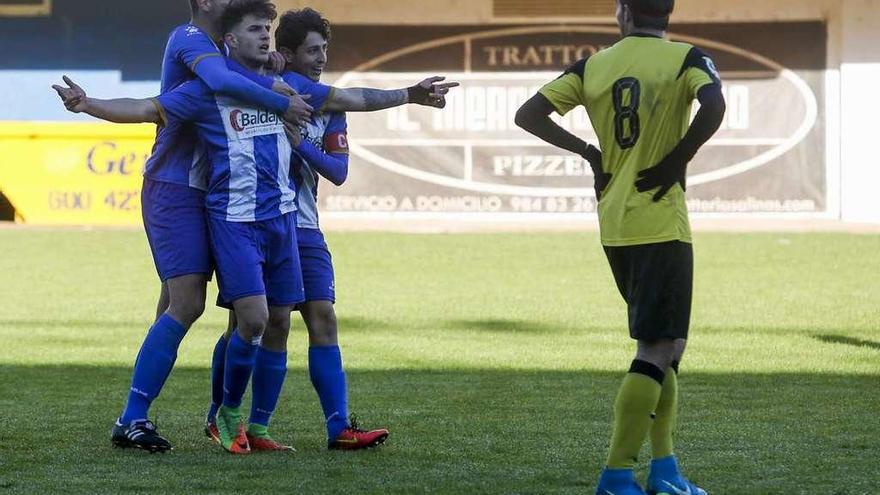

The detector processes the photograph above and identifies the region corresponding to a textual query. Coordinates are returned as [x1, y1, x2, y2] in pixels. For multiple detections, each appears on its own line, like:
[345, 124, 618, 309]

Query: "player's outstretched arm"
[635, 85, 726, 201]
[323, 76, 460, 112]
[515, 93, 609, 198]
[52, 76, 160, 124]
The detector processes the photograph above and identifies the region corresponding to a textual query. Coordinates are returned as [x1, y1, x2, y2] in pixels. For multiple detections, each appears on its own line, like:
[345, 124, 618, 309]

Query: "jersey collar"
[625, 32, 664, 39]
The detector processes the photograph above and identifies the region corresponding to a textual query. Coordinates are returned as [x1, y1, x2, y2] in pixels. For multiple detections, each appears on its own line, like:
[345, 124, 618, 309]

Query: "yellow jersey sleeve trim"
[150, 98, 168, 127]
[317, 86, 335, 114]
[190, 52, 222, 72]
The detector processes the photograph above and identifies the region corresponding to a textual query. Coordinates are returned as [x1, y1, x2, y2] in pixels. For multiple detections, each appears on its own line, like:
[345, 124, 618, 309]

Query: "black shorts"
[603, 240, 693, 341]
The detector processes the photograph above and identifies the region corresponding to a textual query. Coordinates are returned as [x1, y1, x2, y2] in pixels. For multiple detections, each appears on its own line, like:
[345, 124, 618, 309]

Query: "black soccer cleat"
[111, 419, 173, 453]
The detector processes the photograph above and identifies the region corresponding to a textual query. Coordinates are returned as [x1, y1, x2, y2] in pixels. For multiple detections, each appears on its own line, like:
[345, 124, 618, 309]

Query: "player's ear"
[224, 32, 237, 48]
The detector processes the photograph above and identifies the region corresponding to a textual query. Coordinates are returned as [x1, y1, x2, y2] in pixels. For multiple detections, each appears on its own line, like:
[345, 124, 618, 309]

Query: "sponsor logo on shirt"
[228, 108, 283, 138]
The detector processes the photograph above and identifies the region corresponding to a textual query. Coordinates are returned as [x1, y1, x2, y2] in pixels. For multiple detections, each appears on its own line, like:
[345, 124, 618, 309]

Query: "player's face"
[290, 31, 328, 82]
[227, 14, 272, 67]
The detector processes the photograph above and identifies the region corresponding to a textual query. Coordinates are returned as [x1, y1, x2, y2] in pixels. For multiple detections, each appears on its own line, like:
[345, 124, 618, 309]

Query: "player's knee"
[636, 339, 676, 371]
[167, 294, 205, 328]
[262, 325, 289, 351]
[261, 309, 291, 351]
[307, 307, 338, 344]
[237, 312, 269, 339]
[267, 312, 291, 335]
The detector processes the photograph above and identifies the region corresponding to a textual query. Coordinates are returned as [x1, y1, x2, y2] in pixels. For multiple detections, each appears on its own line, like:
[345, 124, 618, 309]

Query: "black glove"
[582, 144, 611, 201]
[407, 84, 445, 107]
[634, 148, 690, 202]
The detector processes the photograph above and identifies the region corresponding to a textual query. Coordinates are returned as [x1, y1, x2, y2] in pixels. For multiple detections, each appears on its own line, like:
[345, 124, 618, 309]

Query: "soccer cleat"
[646, 480, 706, 495]
[204, 418, 220, 444]
[328, 417, 389, 450]
[646, 456, 707, 495]
[111, 419, 173, 453]
[215, 406, 250, 454]
[595, 468, 646, 495]
[246, 431, 295, 452]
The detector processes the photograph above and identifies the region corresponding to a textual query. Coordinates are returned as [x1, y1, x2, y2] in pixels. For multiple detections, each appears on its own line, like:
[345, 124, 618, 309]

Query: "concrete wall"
[838, 0, 880, 223]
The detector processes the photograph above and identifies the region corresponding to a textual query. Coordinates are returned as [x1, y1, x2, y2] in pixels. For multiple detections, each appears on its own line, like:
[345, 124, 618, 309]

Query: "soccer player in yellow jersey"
[516, 1, 726, 494]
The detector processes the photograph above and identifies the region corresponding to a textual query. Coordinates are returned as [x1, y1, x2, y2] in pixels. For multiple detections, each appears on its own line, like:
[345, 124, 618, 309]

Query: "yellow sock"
[605, 362, 664, 469]
[650, 367, 678, 459]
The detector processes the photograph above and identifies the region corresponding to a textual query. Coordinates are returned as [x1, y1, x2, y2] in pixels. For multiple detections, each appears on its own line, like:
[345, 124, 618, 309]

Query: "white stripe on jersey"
[294, 113, 332, 229]
[216, 100, 258, 221]
[275, 131, 296, 212]
[214, 94, 296, 222]
[189, 139, 209, 191]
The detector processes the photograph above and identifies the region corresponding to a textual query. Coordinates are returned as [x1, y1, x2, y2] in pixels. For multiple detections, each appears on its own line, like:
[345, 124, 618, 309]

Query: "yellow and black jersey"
[540, 35, 721, 246]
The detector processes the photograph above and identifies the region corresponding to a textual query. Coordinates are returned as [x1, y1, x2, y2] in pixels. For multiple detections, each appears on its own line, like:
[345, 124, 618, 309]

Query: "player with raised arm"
[55, 0, 457, 455]
[515, 0, 725, 493]
[205, 7, 416, 451]
[54, 0, 312, 453]
[55, 0, 330, 455]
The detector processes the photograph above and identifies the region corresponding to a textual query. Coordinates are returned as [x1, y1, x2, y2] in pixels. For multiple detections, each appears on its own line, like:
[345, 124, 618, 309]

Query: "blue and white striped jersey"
[154, 70, 331, 222]
[292, 112, 348, 229]
[143, 24, 288, 190]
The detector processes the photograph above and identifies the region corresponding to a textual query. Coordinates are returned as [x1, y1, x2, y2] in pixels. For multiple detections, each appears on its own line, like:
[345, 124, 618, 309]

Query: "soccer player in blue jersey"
[57, 0, 318, 454]
[52, 0, 310, 453]
[205, 7, 418, 451]
[54, 0, 457, 454]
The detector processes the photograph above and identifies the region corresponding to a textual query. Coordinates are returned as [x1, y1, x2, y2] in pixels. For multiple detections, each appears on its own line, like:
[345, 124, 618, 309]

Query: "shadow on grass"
[812, 334, 880, 350]
[0, 364, 878, 495]
[0, 316, 403, 333]
[441, 318, 560, 333]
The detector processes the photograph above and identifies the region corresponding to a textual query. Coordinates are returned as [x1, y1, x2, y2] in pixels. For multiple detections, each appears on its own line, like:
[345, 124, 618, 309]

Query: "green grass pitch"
[0, 228, 878, 494]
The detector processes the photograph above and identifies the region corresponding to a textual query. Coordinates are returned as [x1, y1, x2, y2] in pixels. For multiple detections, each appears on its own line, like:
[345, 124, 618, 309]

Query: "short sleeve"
[678, 47, 722, 99]
[155, 80, 209, 126]
[538, 58, 588, 116]
[171, 25, 223, 72]
[282, 72, 333, 112]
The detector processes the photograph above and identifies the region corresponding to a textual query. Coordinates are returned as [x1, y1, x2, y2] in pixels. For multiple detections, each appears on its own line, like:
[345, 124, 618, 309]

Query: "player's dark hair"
[274, 8, 331, 53]
[622, 0, 674, 30]
[220, 0, 278, 35]
[189, 0, 199, 15]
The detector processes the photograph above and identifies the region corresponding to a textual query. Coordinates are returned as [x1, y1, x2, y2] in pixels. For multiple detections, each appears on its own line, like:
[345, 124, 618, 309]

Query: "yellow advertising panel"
[0, 122, 155, 226]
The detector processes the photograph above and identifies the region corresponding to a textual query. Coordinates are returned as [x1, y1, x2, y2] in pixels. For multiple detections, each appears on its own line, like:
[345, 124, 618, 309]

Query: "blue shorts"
[297, 228, 336, 304]
[141, 178, 213, 282]
[208, 212, 304, 308]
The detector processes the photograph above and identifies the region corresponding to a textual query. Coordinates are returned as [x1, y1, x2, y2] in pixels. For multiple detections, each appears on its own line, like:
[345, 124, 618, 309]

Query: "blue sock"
[207, 334, 229, 421]
[249, 347, 288, 427]
[120, 314, 187, 424]
[223, 331, 259, 408]
[308, 345, 349, 440]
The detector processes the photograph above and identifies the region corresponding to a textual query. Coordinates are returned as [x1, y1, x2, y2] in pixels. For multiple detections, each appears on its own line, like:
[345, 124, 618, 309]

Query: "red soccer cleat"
[328, 423, 389, 450]
[204, 419, 220, 444]
[246, 432, 295, 452]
